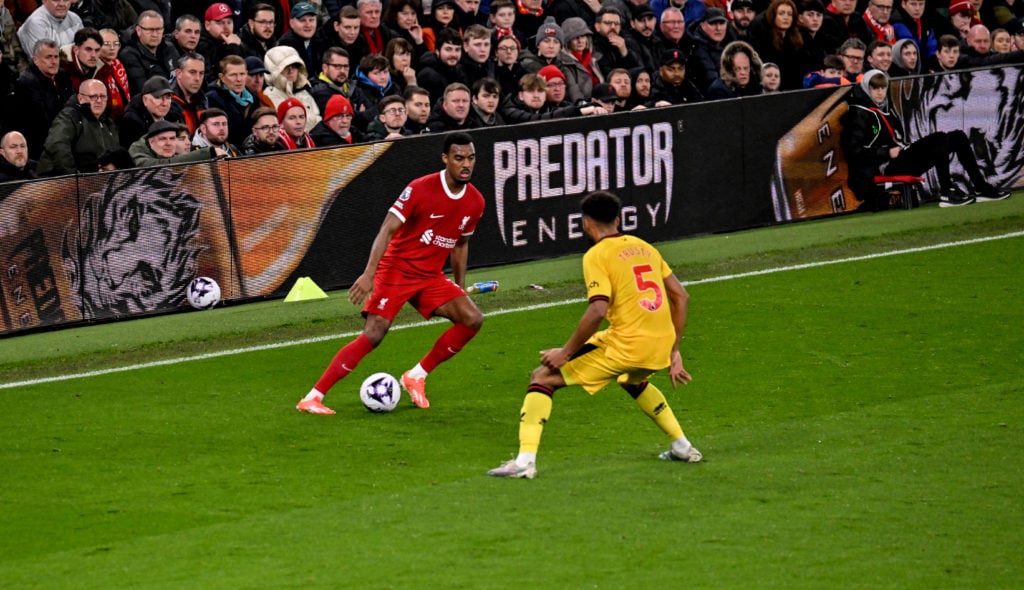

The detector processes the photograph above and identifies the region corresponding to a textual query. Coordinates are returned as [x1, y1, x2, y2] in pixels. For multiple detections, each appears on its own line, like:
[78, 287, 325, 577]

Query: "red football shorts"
[362, 269, 466, 321]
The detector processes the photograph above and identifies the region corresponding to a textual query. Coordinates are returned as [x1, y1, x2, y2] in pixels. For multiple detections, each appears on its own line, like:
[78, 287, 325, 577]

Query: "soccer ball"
[359, 372, 401, 413]
[187, 276, 221, 310]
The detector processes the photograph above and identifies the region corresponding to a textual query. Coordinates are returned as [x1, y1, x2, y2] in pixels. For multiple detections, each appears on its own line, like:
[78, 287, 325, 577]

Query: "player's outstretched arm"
[348, 212, 403, 305]
[665, 273, 692, 388]
[541, 300, 608, 370]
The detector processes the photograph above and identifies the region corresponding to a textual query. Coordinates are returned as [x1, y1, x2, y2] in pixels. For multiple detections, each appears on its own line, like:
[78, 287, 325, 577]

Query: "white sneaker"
[487, 459, 537, 479]
[659, 445, 702, 463]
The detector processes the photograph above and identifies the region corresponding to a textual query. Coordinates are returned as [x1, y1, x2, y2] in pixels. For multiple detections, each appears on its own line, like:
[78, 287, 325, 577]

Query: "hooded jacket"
[705, 40, 763, 100]
[263, 45, 322, 131]
[839, 69, 906, 203]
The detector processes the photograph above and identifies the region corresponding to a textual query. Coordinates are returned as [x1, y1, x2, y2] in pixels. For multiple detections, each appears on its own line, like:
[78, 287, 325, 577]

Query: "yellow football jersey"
[582, 234, 677, 370]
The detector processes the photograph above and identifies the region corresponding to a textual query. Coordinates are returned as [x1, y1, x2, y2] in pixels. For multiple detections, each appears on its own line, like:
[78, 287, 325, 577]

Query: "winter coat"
[415, 51, 467, 105]
[37, 99, 120, 176]
[519, 49, 593, 103]
[205, 82, 259, 148]
[128, 136, 218, 168]
[309, 121, 366, 147]
[365, 118, 413, 141]
[0, 157, 38, 183]
[705, 41, 763, 100]
[263, 45, 322, 131]
[118, 94, 183, 148]
[686, 20, 737, 94]
[9, 64, 75, 159]
[839, 70, 905, 202]
[118, 34, 179, 95]
[646, 73, 704, 106]
[498, 94, 580, 125]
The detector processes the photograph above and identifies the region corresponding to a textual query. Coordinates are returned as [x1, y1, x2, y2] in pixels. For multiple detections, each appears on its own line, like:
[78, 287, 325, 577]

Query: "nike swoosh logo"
[430, 214, 444, 219]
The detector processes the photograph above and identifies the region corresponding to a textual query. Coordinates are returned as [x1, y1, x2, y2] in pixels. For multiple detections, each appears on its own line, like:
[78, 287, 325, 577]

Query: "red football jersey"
[380, 171, 485, 279]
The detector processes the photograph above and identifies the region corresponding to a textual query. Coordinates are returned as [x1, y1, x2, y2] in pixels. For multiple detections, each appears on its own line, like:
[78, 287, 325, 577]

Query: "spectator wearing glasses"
[17, 0, 83, 55]
[240, 106, 286, 154]
[311, 94, 366, 145]
[118, 11, 180, 95]
[239, 3, 279, 60]
[493, 31, 526, 97]
[311, 47, 370, 118]
[95, 28, 130, 122]
[837, 37, 867, 81]
[191, 107, 240, 156]
[592, 7, 642, 73]
[366, 94, 412, 140]
[862, 0, 896, 44]
[37, 78, 118, 176]
[653, 7, 694, 57]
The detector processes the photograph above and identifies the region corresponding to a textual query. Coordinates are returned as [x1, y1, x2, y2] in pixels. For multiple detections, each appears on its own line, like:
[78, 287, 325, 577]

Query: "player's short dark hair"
[581, 191, 621, 224]
[443, 132, 474, 153]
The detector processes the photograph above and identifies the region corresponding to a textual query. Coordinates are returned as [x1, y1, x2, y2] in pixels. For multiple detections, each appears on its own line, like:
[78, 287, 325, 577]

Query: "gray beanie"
[560, 17, 593, 43]
[535, 16, 564, 46]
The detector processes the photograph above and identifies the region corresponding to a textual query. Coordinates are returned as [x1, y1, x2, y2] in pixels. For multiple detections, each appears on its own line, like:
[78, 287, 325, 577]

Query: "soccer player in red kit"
[297, 132, 486, 413]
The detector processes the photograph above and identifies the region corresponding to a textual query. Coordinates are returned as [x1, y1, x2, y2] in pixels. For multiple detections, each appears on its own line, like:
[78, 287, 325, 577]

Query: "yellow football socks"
[634, 383, 685, 440]
[518, 391, 553, 454]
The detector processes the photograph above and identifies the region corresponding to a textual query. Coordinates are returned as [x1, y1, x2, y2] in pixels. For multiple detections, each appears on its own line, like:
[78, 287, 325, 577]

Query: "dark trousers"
[887, 130, 986, 192]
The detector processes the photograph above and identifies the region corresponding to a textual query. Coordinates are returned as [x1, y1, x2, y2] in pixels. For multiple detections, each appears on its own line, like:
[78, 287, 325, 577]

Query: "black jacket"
[8, 65, 75, 159]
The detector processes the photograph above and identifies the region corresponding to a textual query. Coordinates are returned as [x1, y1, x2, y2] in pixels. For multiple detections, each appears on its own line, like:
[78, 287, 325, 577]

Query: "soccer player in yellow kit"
[488, 190, 701, 479]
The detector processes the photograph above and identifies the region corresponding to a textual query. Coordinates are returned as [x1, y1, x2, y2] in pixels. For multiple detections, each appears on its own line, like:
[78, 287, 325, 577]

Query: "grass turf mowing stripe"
[1, 229, 1021, 391]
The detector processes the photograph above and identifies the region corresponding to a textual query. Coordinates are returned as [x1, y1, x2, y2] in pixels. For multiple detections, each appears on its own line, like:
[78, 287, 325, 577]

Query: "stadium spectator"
[196, 3, 245, 85]
[67, 0, 137, 33]
[365, 94, 411, 139]
[888, 38, 921, 76]
[864, 39, 892, 74]
[837, 37, 867, 80]
[206, 54, 260, 147]
[707, 40, 764, 99]
[386, 37, 418, 94]
[687, 8, 736, 94]
[96, 146, 134, 170]
[605, 68, 632, 108]
[513, 0, 547, 41]
[169, 14, 202, 56]
[353, 53, 400, 127]
[60, 27, 102, 92]
[627, 3, 660, 72]
[316, 6, 367, 69]
[560, 16, 599, 101]
[169, 52, 208, 136]
[959, 23, 1024, 64]
[493, 31, 526, 96]
[625, 65, 652, 108]
[861, 0, 897, 44]
[927, 33, 962, 71]
[802, 53, 850, 86]
[402, 84, 431, 133]
[840, 69, 1009, 210]
[458, 24, 494, 90]
[275, 96, 316, 149]
[297, 132, 485, 414]
[761, 61, 782, 92]
[893, 0, 939, 59]
[310, 47, 370, 118]
[453, 0, 487, 29]
[191, 107, 240, 156]
[0, 131, 37, 182]
[1009, 18, 1024, 49]
[239, 3, 279, 60]
[358, 0, 400, 57]
[17, 0, 84, 55]
[118, 11, 179, 94]
[264, 45, 322, 131]
[174, 124, 191, 155]
[310, 94, 365, 145]
[119, 75, 177, 148]
[1, 4, 29, 76]
[424, 81, 475, 131]
[592, 7, 642, 73]
[647, 48, 703, 105]
[798, 0, 841, 73]
[37, 78, 118, 175]
[823, 0, 871, 44]
[749, 0, 809, 91]
[416, 28, 466, 103]
[730, 0, 758, 42]
[240, 106, 286, 154]
[588, 81, 619, 112]
[9, 39, 74, 159]
[244, 55, 276, 109]
[129, 119, 225, 167]
[467, 77, 504, 126]
[538, 63, 571, 106]
[93, 29, 130, 122]
[488, 0, 526, 50]
[991, 27, 1013, 52]
[487, 190, 701, 480]
[653, 7, 694, 56]
[277, 2, 323, 75]
[385, 0, 429, 62]
[948, 0, 979, 41]
[653, 0, 707, 24]
[500, 73, 600, 123]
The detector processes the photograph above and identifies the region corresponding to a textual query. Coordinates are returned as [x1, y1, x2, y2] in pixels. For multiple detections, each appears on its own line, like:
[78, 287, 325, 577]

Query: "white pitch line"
[2, 230, 1021, 390]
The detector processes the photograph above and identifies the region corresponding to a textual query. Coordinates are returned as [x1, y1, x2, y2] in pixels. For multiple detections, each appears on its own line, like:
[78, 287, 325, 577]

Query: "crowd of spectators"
[2, 0, 1023, 180]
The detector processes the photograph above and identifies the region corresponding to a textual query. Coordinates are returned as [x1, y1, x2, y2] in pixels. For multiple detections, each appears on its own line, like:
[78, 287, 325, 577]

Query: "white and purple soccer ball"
[186, 276, 221, 310]
[360, 372, 401, 413]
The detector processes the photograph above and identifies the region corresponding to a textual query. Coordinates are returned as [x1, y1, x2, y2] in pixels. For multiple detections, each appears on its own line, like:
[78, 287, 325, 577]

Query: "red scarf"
[517, 0, 542, 16]
[573, 49, 598, 85]
[96, 59, 131, 121]
[863, 10, 895, 43]
[363, 27, 384, 55]
[277, 128, 315, 150]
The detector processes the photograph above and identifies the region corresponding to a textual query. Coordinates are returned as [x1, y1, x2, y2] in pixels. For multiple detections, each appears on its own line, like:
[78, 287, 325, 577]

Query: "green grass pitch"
[1, 198, 1023, 588]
